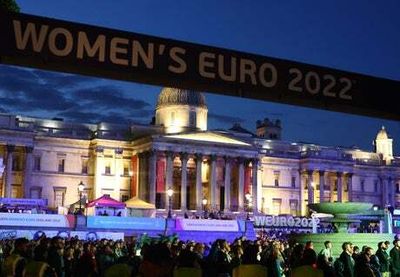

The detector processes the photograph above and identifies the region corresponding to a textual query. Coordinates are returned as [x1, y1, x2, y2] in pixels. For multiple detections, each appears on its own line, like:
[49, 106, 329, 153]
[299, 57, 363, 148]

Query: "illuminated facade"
[0, 88, 399, 216]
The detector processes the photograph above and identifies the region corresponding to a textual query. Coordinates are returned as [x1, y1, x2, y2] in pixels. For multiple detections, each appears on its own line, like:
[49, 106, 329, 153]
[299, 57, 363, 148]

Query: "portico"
[131, 132, 259, 216]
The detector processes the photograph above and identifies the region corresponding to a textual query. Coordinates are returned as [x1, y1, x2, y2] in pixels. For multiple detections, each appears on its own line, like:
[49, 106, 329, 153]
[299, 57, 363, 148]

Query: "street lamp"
[167, 187, 174, 218]
[78, 181, 85, 214]
[202, 197, 208, 217]
[245, 192, 252, 220]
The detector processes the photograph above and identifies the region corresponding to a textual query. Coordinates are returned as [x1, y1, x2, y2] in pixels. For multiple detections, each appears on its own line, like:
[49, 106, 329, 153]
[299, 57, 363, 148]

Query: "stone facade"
[0, 88, 398, 217]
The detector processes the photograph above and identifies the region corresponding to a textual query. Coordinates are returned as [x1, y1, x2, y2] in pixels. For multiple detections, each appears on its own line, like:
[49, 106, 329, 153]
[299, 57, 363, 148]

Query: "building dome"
[155, 87, 208, 134]
[376, 126, 388, 140]
[156, 88, 206, 109]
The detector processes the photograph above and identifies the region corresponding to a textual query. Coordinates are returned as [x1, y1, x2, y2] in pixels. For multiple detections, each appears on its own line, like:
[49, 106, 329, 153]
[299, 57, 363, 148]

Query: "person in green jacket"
[390, 239, 400, 277]
[376, 241, 390, 277]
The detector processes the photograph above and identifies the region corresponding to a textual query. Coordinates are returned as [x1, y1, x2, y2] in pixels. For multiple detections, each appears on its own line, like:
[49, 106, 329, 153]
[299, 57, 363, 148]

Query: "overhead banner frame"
[0, 10, 399, 120]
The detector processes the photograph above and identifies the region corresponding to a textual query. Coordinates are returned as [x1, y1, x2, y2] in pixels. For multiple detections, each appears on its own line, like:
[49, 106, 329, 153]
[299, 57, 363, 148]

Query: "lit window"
[272, 198, 282, 215]
[54, 190, 65, 207]
[11, 185, 20, 198]
[171, 112, 175, 125]
[81, 159, 88, 174]
[274, 171, 280, 187]
[105, 161, 111, 175]
[290, 199, 298, 216]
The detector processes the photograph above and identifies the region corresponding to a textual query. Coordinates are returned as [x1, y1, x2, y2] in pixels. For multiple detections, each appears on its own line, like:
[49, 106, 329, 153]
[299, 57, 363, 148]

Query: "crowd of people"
[0, 233, 399, 277]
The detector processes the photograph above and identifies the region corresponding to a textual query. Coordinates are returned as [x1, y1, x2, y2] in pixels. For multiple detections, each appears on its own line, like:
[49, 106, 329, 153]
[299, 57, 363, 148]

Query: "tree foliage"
[0, 0, 20, 12]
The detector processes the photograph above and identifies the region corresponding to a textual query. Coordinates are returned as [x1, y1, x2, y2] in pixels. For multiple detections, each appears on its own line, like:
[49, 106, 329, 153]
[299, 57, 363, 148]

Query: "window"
[171, 112, 175, 125]
[274, 171, 280, 187]
[104, 160, 111, 175]
[11, 185, 20, 198]
[123, 163, 129, 176]
[30, 187, 42, 199]
[272, 198, 282, 215]
[121, 194, 129, 202]
[81, 159, 88, 174]
[12, 155, 21, 171]
[291, 176, 296, 188]
[33, 156, 41, 171]
[289, 200, 298, 216]
[189, 111, 196, 126]
[58, 158, 65, 172]
[54, 189, 65, 207]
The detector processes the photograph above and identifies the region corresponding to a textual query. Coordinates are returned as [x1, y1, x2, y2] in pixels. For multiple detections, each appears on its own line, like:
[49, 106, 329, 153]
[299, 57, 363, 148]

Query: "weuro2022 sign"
[254, 215, 320, 229]
[0, 11, 399, 120]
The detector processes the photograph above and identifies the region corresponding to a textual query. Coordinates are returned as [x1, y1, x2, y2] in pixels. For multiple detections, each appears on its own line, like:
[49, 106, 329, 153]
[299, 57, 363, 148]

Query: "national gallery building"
[0, 87, 399, 216]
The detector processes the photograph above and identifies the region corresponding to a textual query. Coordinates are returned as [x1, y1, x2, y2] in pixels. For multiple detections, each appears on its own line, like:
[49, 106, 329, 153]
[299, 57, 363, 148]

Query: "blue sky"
[1, 1, 400, 152]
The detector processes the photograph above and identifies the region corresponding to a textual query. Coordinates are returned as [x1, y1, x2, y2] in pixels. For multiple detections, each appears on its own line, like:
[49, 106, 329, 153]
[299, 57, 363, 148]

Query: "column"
[165, 152, 174, 211]
[93, 147, 104, 198]
[148, 150, 157, 205]
[23, 146, 33, 198]
[138, 152, 147, 200]
[210, 155, 217, 210]
[180, 153, 188, 210]
[299, 170, 304, 216]
[307, 170, 314, 204]
[224, 157, 231, 212]
[114, 148, 123, 200]
[195, 154, 203, 212]
[390, 177, 396, 207]
[251, 159, 258, 214]
[337, 172, 343, 203]
[319, 170, 325, 203]
[5, 145, 14, 198]
[238, 159, 245, 211]
[381, 177, 387, 206]
[347, 173, 353, 202]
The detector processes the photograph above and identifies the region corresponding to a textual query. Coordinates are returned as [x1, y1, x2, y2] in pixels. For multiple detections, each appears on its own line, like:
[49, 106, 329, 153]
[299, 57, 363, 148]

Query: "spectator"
[339, 242, 355, 277]
[376, 241, 390, 277]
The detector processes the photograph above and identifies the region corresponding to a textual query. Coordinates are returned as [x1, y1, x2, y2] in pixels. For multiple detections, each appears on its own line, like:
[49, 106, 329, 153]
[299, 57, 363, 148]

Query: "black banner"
[0, 10, 399, 120]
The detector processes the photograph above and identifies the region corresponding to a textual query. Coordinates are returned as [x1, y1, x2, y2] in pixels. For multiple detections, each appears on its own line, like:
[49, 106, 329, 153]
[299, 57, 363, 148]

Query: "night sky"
[1, 1, 400, 153]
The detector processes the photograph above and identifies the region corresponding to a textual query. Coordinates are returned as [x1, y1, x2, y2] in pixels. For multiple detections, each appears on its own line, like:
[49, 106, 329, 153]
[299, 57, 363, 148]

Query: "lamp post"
[78, 181, 85, 214]
[167, 187, 174, 218]
[202, 197, 208, 218]
[245, 192, 252, 220]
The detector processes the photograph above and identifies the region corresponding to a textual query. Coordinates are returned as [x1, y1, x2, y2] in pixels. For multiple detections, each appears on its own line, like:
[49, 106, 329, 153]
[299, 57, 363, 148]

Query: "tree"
[0, 0, 20, 12]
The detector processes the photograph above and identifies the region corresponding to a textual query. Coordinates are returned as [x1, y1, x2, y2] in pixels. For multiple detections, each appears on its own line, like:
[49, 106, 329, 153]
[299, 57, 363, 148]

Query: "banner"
[0, 197, 47, 207]
[131, 155, 138, 197]
[0, 11, 399, 120]
[87, 216, 165, 231]
[175, 219, 239, 232]
[156, 158, 166, 193]
[0, 229, 123, 241]
[0, 213, 75, 228]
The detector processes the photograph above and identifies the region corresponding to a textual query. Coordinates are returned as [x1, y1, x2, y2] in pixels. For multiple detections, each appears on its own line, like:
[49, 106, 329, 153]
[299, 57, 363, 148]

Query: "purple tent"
[86, 194, 126, 209]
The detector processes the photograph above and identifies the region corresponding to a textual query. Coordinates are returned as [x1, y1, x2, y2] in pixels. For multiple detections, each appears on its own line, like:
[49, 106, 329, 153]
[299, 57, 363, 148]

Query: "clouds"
[208, 112, 244, 125]
[0, 65, 153, 124]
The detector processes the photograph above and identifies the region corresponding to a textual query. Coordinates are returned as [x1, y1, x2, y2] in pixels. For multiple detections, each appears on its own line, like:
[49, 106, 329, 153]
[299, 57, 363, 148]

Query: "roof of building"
[156, 87, 207, 108]
[376, 126, 389, 140]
